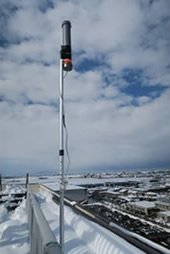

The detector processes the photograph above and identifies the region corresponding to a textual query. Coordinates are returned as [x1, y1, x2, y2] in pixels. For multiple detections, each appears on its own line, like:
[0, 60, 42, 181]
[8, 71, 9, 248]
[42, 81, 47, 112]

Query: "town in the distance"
[1, 168, 170, 252]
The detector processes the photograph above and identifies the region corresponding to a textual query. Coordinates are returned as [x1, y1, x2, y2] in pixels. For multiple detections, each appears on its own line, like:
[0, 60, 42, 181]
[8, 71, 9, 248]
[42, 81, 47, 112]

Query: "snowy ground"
[0, 199, 30, 254]
[37, 190, 145, 254]
[1, 185, 145, 254]
[2, 184, 26, 194]
[1, 182, 169, 254]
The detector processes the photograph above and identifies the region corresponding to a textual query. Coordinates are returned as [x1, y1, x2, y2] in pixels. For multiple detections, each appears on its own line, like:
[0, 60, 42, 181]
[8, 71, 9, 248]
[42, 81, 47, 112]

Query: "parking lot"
[85, 204, 170, 249]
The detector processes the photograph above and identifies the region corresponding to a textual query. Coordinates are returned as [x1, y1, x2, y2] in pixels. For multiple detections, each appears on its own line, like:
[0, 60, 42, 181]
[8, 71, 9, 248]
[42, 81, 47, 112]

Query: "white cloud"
[0, 0, 170, 174]
[66, 89, 170, 169]
[136, 96, 152, 105]
[1, 89, 170, 172]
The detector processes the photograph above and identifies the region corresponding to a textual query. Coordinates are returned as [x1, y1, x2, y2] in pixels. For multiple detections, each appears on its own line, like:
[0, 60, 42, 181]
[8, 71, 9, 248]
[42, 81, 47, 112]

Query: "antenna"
[61, 20, 72, 71]
[59, 20, 72, 251]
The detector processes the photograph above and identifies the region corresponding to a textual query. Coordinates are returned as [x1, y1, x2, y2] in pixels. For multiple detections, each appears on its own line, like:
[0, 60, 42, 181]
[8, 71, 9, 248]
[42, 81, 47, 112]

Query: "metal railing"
[27, 186, 63, 254]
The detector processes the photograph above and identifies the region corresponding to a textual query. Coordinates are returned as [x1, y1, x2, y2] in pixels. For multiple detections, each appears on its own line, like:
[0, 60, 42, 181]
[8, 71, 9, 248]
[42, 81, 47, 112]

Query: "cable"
[59, 70, 71, 176]
[63, 71, 68, 79]
[63, 114, 71, 175]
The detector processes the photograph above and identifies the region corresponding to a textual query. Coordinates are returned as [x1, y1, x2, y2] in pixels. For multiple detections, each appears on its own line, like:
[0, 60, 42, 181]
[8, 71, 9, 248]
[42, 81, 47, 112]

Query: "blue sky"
[0, 0, 170, 175]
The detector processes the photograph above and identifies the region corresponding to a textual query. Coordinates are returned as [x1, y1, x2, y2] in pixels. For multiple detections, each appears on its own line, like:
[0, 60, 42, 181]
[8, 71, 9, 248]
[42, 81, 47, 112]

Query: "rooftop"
[159, 211, 170, 216]
[43, 182, 86, 191]
[134, 201, 155, 209]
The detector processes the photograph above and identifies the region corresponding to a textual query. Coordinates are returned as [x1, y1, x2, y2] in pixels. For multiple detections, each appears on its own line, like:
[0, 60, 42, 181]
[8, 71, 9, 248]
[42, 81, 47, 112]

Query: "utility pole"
[59, 20, 72, 251]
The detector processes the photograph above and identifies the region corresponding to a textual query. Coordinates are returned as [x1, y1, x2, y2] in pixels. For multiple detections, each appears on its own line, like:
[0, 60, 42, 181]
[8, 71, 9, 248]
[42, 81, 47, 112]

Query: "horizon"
[1, 167, 170, 177]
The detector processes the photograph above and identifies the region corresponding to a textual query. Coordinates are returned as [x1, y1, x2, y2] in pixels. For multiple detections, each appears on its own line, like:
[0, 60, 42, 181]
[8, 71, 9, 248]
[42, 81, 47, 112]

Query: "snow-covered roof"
[120, 196, 131, 201]
[100, 190, 119, 195]
[44, 182, 86, 190]
[68, 177, 140, 186]
[159, 211, 170, 216]
[156, 201, 170, 206]
[134, 201, 155, 209]
[145, 192, 157, 196]
[120, 188, 127, 192]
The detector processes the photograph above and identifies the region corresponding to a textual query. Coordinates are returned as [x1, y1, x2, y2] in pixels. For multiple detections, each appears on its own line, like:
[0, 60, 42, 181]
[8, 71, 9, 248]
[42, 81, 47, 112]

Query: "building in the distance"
[155, 201, 170, 211]
[158, 211, 170, 223]
[127, 201, 156, 216]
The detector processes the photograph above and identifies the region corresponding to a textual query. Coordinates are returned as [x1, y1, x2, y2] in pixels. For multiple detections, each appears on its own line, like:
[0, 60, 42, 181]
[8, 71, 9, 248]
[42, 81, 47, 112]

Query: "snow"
[159, 211, 170, 216]
[2, 176, 59, 185]
[37, 191, 145, 254]
[1, 180, 169, 254]
[156, 200, 170, 206]
[44, 182, 86, 190]
[2, 175, 143, 186]
[133, 201, 155, 208]
[103, 201, 170, 233]
[0, 199, 30, 254]
[0, 205, 8, 223]
[67, 177, 140, 186]
[109, 221, 170, 254]
[1, 184, 145, 254]
[3, 184, 26, 194]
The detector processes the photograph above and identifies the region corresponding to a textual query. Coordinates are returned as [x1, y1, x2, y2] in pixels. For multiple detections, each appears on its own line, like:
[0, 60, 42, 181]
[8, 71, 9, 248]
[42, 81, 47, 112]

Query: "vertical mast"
[59, 20, 72, 251]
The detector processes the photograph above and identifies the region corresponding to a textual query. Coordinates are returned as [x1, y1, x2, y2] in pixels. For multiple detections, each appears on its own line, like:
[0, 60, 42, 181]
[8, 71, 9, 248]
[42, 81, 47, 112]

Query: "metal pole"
[59, 20, 72, 251]
[59, 58, 64, 250]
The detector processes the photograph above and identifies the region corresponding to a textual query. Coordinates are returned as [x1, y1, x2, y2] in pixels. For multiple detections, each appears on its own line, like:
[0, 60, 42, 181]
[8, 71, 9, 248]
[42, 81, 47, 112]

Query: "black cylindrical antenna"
[62, 20, 71, 46]
[61, 20, 72, 71]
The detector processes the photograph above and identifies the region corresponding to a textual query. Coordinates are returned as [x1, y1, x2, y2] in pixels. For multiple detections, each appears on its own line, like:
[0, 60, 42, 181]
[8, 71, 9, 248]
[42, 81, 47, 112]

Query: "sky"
[0, 0, 170, 176]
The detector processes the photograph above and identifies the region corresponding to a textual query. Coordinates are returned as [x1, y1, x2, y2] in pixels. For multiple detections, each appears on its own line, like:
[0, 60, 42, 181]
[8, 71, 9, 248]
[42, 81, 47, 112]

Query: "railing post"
[26, 173, 29, 189]
[0, 174, 2, 191]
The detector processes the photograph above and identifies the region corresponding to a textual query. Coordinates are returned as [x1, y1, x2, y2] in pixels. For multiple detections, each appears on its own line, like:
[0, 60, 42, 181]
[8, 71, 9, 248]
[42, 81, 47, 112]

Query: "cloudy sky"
[0, 0, 170, 175]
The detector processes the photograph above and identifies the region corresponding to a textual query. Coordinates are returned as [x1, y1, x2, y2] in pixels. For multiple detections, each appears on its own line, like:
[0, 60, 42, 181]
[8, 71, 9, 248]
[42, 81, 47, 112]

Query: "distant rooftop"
[43, 182, 86, 191]
[159, 211, 170, 216]
[134, 201, 155, 208]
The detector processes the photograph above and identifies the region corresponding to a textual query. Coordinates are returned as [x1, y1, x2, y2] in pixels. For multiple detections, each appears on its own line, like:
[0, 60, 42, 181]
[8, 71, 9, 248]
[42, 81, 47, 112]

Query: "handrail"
[27, 186, 63, 254]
